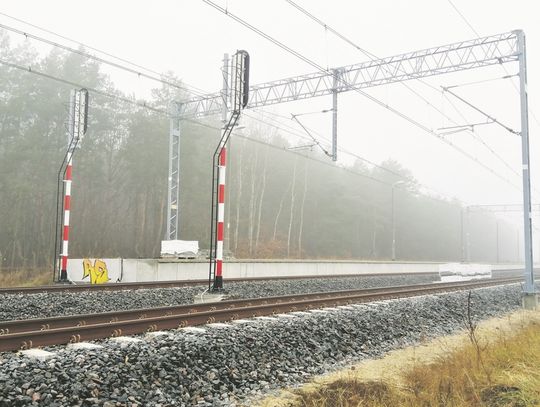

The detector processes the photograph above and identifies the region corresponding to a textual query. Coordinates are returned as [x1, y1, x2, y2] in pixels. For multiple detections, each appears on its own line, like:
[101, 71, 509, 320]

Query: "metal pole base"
[522, 292, 539, 310]
[212, 276, 224, 292]
[59, 269, 68, 282]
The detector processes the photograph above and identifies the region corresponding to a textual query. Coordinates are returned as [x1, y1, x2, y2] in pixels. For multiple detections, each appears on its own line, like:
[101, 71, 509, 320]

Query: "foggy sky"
[1, 0, 539, 218]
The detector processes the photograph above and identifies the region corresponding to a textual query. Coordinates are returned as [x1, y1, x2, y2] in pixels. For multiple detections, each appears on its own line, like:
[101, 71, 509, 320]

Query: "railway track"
[0, 272, 442, 294]
[0, 277, 520, 352]
[0, 268, 527, 294]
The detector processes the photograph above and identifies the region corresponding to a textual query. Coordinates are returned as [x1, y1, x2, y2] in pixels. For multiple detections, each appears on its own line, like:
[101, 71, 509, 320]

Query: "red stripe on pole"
[64, 195, 71, 210]
[66, 165, 72, 180]
[216, 260, 223, 277]
[218, 184, 225, 203]
[219, 147, 226, 166]
[63, 225, 69, 241]
[61, 256, 68, 270]
[217, 222, 224, 241]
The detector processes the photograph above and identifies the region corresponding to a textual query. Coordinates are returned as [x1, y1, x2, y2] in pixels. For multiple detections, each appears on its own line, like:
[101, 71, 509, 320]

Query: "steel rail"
[0, 278, 520, 352]
[0, 279, 493, 334]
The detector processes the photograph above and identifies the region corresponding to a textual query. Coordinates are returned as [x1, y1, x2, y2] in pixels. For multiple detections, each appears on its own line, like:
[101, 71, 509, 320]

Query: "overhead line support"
[166, 102, 181, 240]
[177, 31, 519, 119]
[442, 86, 520, 135]
[170, 29, 535, 304]
[332, 69, 340, 161]
[516, 30, 536, 302]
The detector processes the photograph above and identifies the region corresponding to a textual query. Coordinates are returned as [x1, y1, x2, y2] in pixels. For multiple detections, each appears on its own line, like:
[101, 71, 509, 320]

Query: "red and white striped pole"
[59, 90, 76, 281]
[210, 51, 248, 291]
[59, 89, 88, 282]
[59, 152, 73, 281]
[214, 146, 227, 289]
[211, 53, 230, 291]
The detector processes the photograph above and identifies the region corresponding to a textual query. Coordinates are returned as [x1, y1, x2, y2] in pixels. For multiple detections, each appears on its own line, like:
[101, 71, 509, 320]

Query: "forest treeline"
[0, 32, 521, 270]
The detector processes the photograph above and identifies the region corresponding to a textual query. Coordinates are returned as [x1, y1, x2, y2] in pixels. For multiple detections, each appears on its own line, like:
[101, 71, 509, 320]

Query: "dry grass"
[0, 268, 51, 287]
[399, 319, 540, 407]
[260, 310, 540, 407]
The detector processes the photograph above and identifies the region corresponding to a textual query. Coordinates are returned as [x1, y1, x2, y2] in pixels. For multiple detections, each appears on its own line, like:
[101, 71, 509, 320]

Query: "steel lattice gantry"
[166, 30, 536, 301]
[177, 31, 519, 119]
[166, 102, 181, 240]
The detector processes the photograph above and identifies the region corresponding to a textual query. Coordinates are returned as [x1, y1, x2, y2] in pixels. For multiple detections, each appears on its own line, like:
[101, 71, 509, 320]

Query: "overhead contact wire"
[202, 0, 520, 191]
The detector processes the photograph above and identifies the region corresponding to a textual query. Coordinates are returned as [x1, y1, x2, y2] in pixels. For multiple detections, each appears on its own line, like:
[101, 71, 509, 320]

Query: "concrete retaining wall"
[66, 258, 525, 284]
[122, 260, 443, 282]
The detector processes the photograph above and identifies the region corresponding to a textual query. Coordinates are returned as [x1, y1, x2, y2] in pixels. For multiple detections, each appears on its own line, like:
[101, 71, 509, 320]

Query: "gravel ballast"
[0, 284, 522, 406]
[0, 274, 436, 321]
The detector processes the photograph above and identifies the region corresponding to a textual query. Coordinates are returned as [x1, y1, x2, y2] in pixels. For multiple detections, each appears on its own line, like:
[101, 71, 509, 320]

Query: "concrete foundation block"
[206, 323, 232, 329]
[67, 342, 103, 350]
[231, 319, 257, 324]
[255, 316, 278, 321]
[193, 293, 226, 304]
[522, 293, 539, 310]
[110, 336, 142, 344]
[181, 327, 206, 333]
[19, 349, 56, 360]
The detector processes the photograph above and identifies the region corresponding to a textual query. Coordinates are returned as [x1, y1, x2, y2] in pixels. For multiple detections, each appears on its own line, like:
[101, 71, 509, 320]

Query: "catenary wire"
[0, 11, 182, 84]
[244, 110, 474, 202]
[250, 109, 423, 184]
[442, 0, 540, 201]
[0, 58, 478, 215]
[0, 21, 501, 205]
[249, 108, 514, 200]
[244, 111, 425, 186]
[3, 7, 521, 189]
[446, 0, 480, 36]
[0, 5, 527, 191]
[441, 94, 523, 176]
[0, 10, 401, 167]
[442, 86, 520, 135]
[0, 55, 439, 198]
[0, 21, 207, 97]
[285, 0, 524, 189]
[445, 74, 518, 89]
[0, 58, 168, 115]
[445, 0, 540, 130]
[290, 114, 332, 157]
[202, 0, 521, 191]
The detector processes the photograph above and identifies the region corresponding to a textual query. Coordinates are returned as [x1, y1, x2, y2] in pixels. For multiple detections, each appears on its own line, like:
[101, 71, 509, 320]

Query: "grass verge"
[0, 268, 51, 287]
[259, 310, 540, 407]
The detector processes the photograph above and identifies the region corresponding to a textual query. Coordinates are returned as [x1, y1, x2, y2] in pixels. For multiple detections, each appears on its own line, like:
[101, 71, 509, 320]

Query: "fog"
[1, 0, 539, 268]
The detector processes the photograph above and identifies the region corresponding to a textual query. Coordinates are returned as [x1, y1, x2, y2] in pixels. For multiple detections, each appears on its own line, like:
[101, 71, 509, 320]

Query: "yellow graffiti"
[82, 258, 110, 284]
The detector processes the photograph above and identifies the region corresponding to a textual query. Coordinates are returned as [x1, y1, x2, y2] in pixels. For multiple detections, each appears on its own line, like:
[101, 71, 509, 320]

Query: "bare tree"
[233, 137, 246, 253]
[371, 207, 378, 259]
[255, 149, 268, 253]
[247, 147, 259, 256]
[287, 157, 298, 257]
[273, 180, 292, 241]
[297, 161, 309, 258]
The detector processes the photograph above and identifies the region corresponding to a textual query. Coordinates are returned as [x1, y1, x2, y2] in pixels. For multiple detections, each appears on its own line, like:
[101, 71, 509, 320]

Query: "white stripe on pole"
[218, 167, 226, 184]
[216, 241, 223, 258]
[217, 203, 225, 222]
